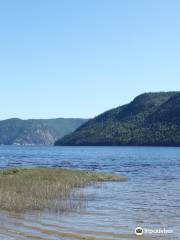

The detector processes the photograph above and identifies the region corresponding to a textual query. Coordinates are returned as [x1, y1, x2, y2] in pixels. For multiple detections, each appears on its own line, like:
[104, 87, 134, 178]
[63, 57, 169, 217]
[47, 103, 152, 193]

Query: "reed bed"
[0, 168, 125, 212]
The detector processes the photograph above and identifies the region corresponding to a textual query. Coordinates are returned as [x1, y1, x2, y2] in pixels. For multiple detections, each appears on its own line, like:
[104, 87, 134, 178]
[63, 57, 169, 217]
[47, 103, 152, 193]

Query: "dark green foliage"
[0, 118, 87, 145]
[55, 92, 180, 146]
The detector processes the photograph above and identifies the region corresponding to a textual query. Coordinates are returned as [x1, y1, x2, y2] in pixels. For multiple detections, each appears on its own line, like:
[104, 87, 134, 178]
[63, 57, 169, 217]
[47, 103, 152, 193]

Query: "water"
[0, 145, 179, 240]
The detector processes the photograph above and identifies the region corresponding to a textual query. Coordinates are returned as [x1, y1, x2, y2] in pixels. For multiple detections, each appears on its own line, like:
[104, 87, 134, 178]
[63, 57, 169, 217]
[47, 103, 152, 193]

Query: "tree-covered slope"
[55, 92, 180, 146]
[0, 118, 87, 145]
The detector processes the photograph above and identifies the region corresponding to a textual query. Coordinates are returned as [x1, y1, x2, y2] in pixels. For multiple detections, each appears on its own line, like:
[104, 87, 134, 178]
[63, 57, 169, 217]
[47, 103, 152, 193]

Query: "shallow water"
[0, 145, 179, 239]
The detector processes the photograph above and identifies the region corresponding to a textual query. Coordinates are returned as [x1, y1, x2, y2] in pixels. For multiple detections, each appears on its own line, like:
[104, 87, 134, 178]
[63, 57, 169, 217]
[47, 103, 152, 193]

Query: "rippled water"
[0, 145, 179, 240]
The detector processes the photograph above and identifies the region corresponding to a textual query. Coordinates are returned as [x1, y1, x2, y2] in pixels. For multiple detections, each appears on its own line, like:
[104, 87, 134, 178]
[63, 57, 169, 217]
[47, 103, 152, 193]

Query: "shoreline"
[0, 168, 126, 213]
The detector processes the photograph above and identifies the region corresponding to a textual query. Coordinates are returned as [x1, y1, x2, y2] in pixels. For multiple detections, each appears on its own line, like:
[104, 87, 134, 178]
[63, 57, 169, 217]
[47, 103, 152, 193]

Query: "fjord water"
[0, 146, 179, 240]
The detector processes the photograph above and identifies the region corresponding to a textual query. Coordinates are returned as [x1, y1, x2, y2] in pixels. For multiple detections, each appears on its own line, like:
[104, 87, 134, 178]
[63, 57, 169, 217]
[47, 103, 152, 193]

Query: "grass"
[0, 168, 125, 212]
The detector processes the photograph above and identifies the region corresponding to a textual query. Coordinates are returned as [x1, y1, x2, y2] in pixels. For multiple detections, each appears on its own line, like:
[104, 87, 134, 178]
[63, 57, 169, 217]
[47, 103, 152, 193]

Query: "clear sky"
[0, 0, 180, 119]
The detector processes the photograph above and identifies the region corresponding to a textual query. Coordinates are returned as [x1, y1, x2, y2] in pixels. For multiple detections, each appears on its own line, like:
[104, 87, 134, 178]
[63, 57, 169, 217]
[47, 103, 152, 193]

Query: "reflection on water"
[0, 146, 179, 239]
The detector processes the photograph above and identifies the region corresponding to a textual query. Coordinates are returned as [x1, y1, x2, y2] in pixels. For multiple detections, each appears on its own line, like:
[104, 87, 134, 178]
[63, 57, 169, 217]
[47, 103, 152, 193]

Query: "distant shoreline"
[54, 143, 180, 147]
[1, 143, 180, 148]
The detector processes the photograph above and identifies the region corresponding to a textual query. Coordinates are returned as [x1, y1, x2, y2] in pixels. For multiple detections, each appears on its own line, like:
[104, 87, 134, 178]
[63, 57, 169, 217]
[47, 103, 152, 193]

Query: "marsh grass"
[0, 168, 125, 212]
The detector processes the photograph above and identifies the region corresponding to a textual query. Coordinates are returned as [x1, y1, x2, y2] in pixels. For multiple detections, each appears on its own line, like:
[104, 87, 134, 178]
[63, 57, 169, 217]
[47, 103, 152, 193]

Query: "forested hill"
[55, 92, 180, 146]
[0, 118, 87, 145]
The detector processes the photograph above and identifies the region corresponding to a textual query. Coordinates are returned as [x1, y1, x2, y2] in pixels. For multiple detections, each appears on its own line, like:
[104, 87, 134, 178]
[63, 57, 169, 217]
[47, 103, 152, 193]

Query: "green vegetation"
[0, 168, 124, 212]
[0, 118, 87, 145]
[55, 92, 180, 146]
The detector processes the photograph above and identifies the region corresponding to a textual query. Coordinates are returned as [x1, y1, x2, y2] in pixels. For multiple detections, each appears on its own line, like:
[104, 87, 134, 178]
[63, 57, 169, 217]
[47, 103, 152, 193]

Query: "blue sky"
[0, 0, 180, 119]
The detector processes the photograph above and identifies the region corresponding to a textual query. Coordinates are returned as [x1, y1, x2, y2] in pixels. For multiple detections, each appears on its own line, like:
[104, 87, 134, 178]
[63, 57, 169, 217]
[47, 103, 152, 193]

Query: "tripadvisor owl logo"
[135, 227, 143, 236]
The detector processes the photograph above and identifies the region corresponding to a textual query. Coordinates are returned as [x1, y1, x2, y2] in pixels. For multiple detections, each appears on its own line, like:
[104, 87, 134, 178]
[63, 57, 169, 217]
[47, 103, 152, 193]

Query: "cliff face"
[0, 118, 88, 145]
[55, 92, 180, 146]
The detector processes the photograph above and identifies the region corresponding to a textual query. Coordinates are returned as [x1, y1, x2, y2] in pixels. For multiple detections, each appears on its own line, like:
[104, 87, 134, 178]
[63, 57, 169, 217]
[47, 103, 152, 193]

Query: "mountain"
[0, 118, 87, 145]
[55, 92, 180, 146]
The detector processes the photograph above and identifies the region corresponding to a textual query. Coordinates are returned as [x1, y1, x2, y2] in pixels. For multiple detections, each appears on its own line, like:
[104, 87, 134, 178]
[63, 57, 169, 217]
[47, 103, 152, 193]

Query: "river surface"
[0, 145, 179, 240]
